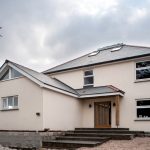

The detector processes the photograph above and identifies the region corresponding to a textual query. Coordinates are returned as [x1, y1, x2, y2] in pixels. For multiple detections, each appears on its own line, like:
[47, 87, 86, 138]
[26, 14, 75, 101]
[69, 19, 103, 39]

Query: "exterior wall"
[50, 70, 83, 89]
[50, 58, 150, 131]
[43, 88, 82, 130]
[0, 77, 43, 130]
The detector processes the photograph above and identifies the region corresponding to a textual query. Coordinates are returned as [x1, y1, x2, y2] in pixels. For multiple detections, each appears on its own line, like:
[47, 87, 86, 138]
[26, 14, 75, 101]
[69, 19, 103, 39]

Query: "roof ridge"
[98, 43, 125, 51]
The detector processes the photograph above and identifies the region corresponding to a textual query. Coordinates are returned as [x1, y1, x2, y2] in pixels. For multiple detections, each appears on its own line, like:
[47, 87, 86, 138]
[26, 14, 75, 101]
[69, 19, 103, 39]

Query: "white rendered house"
[0, 43, 150, 131]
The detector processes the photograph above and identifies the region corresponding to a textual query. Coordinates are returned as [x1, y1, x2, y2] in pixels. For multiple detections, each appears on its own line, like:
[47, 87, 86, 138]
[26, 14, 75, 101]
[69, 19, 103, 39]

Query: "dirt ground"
[78, 137, 150, 150]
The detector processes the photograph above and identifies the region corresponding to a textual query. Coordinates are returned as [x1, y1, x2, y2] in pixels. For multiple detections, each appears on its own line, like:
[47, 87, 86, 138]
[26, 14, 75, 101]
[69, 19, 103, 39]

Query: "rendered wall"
[43, 89, 82, 130]
[50, 58, 150, 131]
[0, 77, 43, 130]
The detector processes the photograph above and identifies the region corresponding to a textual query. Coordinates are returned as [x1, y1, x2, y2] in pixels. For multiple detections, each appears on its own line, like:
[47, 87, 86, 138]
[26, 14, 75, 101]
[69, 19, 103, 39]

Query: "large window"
[0, 67, 22, 81]
[136, 61, 150, 80]
[136, 99, 150, 119]
[84, 70, 94, 87]
[2, 96, 18, 110]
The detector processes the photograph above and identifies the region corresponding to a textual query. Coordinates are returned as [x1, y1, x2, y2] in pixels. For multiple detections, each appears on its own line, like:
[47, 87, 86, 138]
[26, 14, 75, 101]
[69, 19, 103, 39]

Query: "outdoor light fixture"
[89, 104, 92, 108]
[36, 112, 40, 116]
[113, 102, 116, 107]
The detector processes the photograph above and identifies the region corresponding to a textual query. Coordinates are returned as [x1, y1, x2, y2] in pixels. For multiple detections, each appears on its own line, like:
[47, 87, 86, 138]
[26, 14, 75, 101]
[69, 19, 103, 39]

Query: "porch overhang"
[77, 85, 125, 99]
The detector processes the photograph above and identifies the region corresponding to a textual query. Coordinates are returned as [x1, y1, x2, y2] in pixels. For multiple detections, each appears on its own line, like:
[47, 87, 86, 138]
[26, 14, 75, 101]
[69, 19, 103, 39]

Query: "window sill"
[0, 108, 19, 111]
[135, 118, 150, 121]
[134, 78, 150, 83]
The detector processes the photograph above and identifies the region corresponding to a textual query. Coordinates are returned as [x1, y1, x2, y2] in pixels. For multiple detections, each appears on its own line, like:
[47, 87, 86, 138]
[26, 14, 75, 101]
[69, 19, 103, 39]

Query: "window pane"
[136, 61, 150, 68]
[8, 97, 13, 108]
[137, 108, 150, 118]
[11, 68, 22, 78]
[136, 69, 150, 79]
[84, 77, 93, 85]
[14, 96, 18, 107]
[0, 70, 9, 80]
[137, 100, 150, 106]
[3, 98, 7, 108]
[84, 70, 93, 76]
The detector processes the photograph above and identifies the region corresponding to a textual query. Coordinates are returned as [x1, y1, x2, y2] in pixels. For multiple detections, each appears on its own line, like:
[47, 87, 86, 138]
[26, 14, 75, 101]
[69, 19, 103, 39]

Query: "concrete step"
[75, 128, 129, 131]
[65, 133, 135, 140]
[56, 136, 110, 141]
[42, 140, 104, 149]
[72, 130, 144, 135]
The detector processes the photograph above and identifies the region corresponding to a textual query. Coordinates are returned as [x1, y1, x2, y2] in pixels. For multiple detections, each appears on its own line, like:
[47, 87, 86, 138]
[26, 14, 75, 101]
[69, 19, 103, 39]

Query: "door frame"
[94, 101, 111, 128]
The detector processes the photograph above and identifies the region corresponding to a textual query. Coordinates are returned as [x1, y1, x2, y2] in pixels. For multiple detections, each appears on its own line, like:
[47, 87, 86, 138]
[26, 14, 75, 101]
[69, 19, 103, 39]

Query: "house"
[0, 43, 150, 132]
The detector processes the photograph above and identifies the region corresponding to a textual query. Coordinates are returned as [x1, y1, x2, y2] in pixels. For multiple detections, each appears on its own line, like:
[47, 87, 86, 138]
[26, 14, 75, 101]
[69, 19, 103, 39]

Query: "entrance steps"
[42, 128, 144, 149]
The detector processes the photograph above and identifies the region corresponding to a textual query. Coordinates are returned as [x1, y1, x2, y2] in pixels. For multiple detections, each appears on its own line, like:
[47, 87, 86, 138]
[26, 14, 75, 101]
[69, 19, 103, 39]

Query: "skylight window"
[88, 51, 99, 57]
[111, 46, 122, 52]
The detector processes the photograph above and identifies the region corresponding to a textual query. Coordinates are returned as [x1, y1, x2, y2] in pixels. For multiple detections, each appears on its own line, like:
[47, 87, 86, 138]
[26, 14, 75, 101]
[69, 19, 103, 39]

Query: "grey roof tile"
[77, 85, 124, 96]
[7, 60, 78, 95]
[43, 44, 150, 74]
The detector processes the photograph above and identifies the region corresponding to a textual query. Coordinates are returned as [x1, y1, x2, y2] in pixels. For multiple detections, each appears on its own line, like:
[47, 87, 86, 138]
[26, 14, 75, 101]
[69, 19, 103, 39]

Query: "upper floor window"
[2, 96, 18, 110]
[136, 99, 150, 119]
[136, 61, 150, 80]
[84, 70, 94, 87]
[0, 67, 22, 81]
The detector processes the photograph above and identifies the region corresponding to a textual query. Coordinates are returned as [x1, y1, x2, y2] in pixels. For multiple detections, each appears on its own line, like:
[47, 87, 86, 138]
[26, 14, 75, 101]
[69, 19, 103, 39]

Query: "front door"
[94, 102, 111, 128]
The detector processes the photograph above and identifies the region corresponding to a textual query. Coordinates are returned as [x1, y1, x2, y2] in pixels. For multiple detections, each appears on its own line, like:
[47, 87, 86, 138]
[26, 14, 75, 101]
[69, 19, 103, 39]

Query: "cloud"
[0, 0, 150, 71]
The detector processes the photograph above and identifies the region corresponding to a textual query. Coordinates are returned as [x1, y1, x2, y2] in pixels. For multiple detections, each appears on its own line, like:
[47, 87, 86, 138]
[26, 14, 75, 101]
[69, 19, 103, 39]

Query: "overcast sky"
[0, 0, 150, 71]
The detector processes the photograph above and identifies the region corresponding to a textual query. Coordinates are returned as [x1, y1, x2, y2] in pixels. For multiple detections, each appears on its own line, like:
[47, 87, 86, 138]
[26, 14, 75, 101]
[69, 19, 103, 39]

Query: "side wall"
[0, 77, 43, 130]
[43, 89, 82, 130]
[50, 58, 150, 131]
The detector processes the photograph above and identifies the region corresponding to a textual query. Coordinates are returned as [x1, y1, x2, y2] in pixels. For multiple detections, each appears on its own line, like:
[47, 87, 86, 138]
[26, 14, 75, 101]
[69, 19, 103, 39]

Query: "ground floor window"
[136, 99, 150, 119]
[2, 96, 18, 110]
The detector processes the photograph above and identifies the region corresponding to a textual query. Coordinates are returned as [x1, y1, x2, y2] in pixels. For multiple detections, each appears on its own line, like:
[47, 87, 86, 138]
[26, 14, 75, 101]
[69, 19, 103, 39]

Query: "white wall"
[0, 77, 43, 130]
[51, 70, 83, 89]
[50, 58, 150, 131]
[43, 88, 82, 130]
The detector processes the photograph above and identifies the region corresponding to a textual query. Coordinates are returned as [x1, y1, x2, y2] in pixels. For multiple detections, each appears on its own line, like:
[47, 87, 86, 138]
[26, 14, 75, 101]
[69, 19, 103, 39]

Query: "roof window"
[88, 51, 99, 57]
[111, 46, 122, 52]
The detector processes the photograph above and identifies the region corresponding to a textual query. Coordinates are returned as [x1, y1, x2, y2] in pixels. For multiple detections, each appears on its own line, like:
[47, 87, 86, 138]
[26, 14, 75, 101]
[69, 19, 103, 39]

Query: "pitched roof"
[76, 85, 125, 98]
[3, 60, 78, 96]
[43, 43, 150, 74]
[0, 60, 125, 98]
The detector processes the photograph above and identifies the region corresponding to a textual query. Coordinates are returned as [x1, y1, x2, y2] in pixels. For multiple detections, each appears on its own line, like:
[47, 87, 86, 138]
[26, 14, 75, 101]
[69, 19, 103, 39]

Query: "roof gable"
[0, 60, 78, 97]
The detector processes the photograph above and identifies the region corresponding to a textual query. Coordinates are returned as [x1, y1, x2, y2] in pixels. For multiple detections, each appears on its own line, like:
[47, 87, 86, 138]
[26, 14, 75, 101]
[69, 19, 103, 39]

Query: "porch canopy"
[77, 85, 125, 127]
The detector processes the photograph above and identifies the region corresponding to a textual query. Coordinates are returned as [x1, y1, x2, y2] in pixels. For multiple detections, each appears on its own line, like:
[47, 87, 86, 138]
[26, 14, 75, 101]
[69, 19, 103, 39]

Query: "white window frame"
[0, 68, 22, 81]
[2, 96, 18, 110]
[136, 99, 150, 120]
[84, 70, 94, 87]
[135, 60, 150, 82]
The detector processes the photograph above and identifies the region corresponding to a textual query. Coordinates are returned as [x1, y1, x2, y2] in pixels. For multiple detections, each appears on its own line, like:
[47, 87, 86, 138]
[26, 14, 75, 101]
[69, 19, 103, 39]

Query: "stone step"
[42, 140, 103, 149]
[72, 130, 144, 135]
[75, 128, 129, 131]
[56, 136, 110, 141]
[65, 133, 134, 140]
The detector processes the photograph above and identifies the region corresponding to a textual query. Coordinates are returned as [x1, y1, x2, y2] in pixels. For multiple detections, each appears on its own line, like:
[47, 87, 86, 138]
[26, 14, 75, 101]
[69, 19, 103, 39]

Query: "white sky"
[0, 0, 150, 71]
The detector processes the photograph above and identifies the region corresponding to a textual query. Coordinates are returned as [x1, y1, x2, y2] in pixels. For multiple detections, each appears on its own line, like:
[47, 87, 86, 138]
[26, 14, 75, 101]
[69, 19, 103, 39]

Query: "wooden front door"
[94, 102, 111, 128]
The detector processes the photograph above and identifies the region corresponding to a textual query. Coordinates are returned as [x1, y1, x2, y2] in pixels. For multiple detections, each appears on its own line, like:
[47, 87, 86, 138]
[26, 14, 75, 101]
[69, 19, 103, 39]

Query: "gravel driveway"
[78, 137, 150, 150]
[1, 137, 150, 150]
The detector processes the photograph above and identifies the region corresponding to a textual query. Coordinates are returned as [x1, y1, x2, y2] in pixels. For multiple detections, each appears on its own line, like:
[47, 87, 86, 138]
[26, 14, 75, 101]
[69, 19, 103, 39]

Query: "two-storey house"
[0, 43, 150, 131]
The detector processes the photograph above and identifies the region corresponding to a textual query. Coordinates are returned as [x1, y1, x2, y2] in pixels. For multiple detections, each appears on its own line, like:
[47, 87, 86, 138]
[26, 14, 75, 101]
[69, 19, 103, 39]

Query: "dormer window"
[0, 67, 23, 81]
[84, 70, 94, 87]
